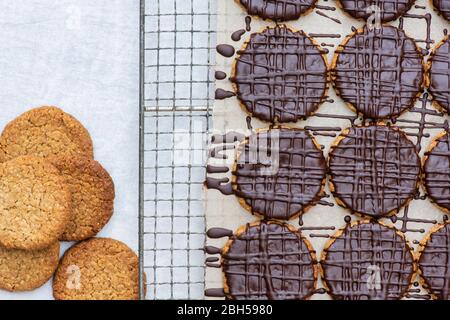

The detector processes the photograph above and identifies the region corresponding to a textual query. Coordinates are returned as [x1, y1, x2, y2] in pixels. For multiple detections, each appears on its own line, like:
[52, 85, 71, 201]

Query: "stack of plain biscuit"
[0, 106, 141, 300]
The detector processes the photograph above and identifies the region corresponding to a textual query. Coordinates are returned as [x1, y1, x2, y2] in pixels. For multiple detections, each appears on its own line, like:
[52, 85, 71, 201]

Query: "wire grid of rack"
[139, 0, 216, 299]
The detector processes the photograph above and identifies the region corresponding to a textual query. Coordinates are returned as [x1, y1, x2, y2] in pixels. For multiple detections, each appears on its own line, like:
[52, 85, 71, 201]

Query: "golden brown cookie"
[0, 242, 59, 292]
[49, 156, 115, 241]
[53, 238, 141, 300]
[0, 156, 71, 250]
[0, 106, 93, 162]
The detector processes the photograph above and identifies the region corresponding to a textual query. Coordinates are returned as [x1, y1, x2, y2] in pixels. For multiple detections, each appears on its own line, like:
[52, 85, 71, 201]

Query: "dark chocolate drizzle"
[424, 130, 450, 212]
[204, 288, 226, 297]
[233, 128, 327, 220]
[205, 245, 222, 254]
[428, 36, 450, 114]
[338, 0, 415, 22]
[216, 44, 235, 57]
[322, 220, 414, 300]
[328, 125, 420, 218]
[332, 25, 424, 119]
[232, 29, 246, 42]
[232, 25, 328, 123]
[245, 16, 252, 31]
[215, 88, 236, 100]
[207, 228, 233, 239]
[215, 71, 227, 80]
[222, 221, 316, 300]
[418, 221, 450, 300]
[433, 0, 450, 21]
[239, 0, 317, 21]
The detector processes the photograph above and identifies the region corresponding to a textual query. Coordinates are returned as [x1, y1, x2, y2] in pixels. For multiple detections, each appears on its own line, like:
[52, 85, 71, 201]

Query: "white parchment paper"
[206, 0, 449, 300]
[0, 0, 139, 300]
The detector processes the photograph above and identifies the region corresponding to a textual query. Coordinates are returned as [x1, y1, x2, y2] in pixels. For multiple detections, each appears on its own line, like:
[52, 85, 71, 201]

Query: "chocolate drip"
[215, 88, 235, 100]
[215, 71, 227, 80]
[211, 132, 245, 144]
[207, 228, 233, 239]
[233, 128, 327, 220]
[205, 246, 222, 254]
[332, 25, 424, 119]
[216, 44, 235, 57]
[239, 0, 316, 21]
[428, 36, 450, 114]
[222, 221, 316, 300]
[433, 0, 450, 21]
[322, 221, 414, 300]
[328, 125, 420, 218]
[245, 16, 252, 31]
[206, 263, 221, 268]
[204, 288, 225, 297]
[231, 29, 246, 42]
[232, 26, 328, 123]
[205, 177, 233, 195]
[206, 165, 229, 174]
[206, 257, 219, 263]
[209, 144, 235, 159]
[316, 10, 341, 24]
[418, 221, 450, 300]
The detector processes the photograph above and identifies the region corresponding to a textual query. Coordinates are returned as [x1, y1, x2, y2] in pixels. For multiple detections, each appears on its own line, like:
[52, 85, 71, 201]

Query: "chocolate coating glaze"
[428, 36, 450, 114]
[332, 25, 424, 119]
[239, 0, 316, 21]
[232, 26, 328, 123]
[233, 128, 327, 220]
[418, 221, 450, 300]
[433, 0, 450, 21]
[222, 221, 316, 300]
[322, 220, 414, 300]
[338, 0, 415, 22]
[424, 131, 450, 212]
[329, 125, 420, 218]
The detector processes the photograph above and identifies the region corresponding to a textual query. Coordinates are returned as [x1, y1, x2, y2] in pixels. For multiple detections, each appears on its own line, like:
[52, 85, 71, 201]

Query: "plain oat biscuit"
[0, 106, 93, 162]
[0, 242, 60, 292]
[53, 238, 141, 300]
[49, 156, 115, 241]
[0, 156, 71, 250]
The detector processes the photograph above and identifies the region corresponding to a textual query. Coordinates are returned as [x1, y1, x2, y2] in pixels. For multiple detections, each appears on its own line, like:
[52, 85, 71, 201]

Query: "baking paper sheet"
[205, 0, 449, 300]
[0, 0, 139, 300]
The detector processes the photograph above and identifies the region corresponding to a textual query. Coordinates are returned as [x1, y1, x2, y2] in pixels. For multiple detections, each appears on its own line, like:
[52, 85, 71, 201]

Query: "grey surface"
[0, 0, 139, 299]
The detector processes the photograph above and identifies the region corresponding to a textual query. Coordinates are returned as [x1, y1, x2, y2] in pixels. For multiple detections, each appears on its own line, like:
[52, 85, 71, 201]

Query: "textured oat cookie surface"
[50, 156, 115, 241]
[0, 106, 93, 162]
[0, 242, 60, 292]
[0, 156, 71, 250]
[53, 238, 140, 300]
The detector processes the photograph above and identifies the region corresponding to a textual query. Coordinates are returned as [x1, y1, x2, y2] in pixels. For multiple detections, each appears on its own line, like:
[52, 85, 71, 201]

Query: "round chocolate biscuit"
[239, 0, 317, 21]
[423, 131, 450, 213]
[0, 242, 59, 292]
[0, 106, 93, 162]
[222, 221, 317, 300]
[332, 25, 424, 119]
[427, 36, 450, 114]
[49, 156, 115, 241]
[338, 0, 415, 22]
[232, 26, 328, 123]
[0, 156, 71, 250]
[232, 128, 327, 220]
[433, 0, 450, 21]
[321, 220, 415, 300]
[53, 238, 141, 300]
[329, 125, 420, 218]
[418, 221, 450, 300]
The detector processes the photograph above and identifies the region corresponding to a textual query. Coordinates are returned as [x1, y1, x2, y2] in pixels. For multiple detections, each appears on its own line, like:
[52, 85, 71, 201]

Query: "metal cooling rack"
[139, 0, 216, 299]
